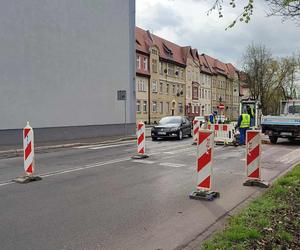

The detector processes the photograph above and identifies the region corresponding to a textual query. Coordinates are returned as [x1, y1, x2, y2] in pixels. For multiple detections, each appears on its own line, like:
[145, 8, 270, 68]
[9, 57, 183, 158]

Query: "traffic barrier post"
[189, 129, 220, 201]
[13, 122, 42, 183]
[243, 130, 269, 188]
[192, 119, 200, 145]
[131, 121, 149, 159]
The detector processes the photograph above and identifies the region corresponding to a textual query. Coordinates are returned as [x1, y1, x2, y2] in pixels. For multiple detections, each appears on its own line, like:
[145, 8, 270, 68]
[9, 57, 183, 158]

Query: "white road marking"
[132, 160, 155, 164]
[73, 141, 135, 149]
[159, 162, 186, 168]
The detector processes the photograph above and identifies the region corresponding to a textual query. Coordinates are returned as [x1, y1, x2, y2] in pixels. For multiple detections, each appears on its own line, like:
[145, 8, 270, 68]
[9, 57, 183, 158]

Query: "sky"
[136, 0, 300, 67]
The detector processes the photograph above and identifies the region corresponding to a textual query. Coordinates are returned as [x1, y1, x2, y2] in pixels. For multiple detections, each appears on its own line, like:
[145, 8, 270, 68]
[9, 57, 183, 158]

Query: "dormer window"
[162, 43, 173, 58]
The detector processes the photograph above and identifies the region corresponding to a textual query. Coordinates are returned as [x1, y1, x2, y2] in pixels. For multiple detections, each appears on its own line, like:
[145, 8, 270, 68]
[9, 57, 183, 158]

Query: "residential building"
[202, 54, 228, 117]
[135, 27, 186, 124]
[226, 63, 240, 120]
[183, 47, 201, 119]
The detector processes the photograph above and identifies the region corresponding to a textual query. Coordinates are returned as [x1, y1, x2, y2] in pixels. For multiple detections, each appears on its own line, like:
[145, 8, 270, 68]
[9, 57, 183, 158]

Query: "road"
[0, 137, 299, 250]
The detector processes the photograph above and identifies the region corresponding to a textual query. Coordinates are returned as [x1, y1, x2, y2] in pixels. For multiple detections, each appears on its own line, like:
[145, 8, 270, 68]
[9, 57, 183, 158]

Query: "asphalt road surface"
[0, 137, 299, 250]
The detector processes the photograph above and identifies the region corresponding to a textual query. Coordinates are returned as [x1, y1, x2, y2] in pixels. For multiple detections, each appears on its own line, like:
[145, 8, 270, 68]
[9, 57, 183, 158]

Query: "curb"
[0, 136, 137, 159]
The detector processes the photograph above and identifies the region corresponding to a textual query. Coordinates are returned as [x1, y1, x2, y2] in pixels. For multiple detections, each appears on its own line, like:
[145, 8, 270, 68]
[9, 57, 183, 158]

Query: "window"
[143, 101, 147, 112]
[176, 84, 180, 94]
[178, 103, 183, 113]
[160, 102, 164, 113]
[143, 57, 148, 71]
[166, 84, 169, 94]
[160, 82, 163, 93]
[152, 59, 158, 73]
[192, 86, 198, 100]
[160, 63, 164, 75]
[136, 100, 141, 112]
[152, 101, 157, 112]
[166, 102, 170, 113]
[172, 84, 176, 95]
[202, 89, 204, 99]
[137, 79, 146, 92]
[168, 64, 174, 76]
[205, 90, 207, 99]
[152, 80, 157, 92]
[151, 49, 157, 55]
[136, 56, 141, 70]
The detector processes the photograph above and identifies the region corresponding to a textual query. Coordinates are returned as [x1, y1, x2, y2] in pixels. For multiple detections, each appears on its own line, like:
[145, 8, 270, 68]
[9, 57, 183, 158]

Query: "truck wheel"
[269, 136, 278, 144]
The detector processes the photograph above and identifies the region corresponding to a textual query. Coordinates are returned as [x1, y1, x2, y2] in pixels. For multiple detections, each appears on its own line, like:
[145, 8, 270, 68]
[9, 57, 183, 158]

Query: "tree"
[208, 0, 300, 28]
[241, 44, 300, 114]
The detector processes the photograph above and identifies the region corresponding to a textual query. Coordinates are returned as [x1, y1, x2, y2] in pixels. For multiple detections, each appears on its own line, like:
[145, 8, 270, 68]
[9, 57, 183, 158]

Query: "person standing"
[236, 110, 250, 145]
[247, 105, 255, 127]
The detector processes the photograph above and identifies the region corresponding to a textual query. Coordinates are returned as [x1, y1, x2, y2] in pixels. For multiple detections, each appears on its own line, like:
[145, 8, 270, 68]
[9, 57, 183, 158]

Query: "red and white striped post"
[243, 130, 269, 188]
[132, 121, 149, 159]
[189, 129, 220, 200]
[192, 119, 200, 145]
[24, 122, 35, 176]
[13, 122, 41, 183]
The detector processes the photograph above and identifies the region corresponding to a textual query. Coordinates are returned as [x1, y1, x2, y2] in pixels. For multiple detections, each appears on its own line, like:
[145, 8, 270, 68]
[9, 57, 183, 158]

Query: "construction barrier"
[189, 129, 220, 201]
[13, 122, 41, 183]
[243, 130, 269, 188]
[132, 121, 149, 159]
[207, 124, 236, 145]
[192, 119, 200, 144]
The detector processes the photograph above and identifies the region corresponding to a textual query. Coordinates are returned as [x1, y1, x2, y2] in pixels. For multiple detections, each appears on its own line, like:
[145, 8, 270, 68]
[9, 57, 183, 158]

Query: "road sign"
[218, 104, 225, 109]
[117, 90, 127, 100]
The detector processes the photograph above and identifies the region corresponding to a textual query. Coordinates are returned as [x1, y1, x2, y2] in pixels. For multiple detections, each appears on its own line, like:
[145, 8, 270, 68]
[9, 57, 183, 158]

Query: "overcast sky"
[136, 0, 300, 67]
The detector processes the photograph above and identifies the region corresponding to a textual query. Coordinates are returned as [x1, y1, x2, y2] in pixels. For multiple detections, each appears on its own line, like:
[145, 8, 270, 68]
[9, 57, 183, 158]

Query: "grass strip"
[200, 165, 300, 250]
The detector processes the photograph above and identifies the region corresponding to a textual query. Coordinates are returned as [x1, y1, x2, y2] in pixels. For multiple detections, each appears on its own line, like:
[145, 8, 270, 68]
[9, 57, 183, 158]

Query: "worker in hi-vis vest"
[236, 109, 251, 145]
[247, 105, 255, 127]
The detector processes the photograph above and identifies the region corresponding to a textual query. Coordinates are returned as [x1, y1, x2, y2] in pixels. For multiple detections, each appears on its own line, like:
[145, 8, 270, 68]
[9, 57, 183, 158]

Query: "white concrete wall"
[0, 0, 135, 130]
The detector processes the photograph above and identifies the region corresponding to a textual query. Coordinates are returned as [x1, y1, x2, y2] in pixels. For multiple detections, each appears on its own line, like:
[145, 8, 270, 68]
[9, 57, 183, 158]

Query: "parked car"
[151, 116, 192, 141]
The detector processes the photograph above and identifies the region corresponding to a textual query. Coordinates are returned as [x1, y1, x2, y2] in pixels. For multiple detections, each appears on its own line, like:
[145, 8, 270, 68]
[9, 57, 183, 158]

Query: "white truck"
[261, 100, 300, 144]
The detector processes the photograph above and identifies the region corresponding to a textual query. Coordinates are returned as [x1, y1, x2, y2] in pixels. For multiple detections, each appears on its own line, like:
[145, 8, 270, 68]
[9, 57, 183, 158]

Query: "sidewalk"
[0, 127, 153, 159]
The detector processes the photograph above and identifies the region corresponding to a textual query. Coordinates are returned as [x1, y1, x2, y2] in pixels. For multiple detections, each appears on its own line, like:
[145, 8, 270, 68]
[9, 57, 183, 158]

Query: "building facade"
[0, 0, 136, 147]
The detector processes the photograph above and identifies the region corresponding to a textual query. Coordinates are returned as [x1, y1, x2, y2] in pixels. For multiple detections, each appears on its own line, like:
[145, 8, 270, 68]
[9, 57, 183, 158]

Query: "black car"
[151, 116, 192, 141]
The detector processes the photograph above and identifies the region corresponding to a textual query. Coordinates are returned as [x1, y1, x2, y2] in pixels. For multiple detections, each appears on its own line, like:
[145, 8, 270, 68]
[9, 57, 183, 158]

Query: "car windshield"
[159, 117, 182, 125]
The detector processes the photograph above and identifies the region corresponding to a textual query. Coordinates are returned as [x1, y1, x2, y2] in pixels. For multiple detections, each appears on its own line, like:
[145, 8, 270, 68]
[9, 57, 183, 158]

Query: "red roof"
[226, 63, 236, 77]
[135, 27, 185, 66]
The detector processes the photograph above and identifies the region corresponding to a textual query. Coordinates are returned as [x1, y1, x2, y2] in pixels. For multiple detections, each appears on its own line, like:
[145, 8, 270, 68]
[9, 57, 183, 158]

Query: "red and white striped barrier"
[189, 129, 220, 200]
[132, 121, 149, 159]
[207, 124, 235, 145]
[24, 122, 35, 175]
[243, 130, 269, 188]
[13, 122, 41, 183]
[192, 119, 200, 144]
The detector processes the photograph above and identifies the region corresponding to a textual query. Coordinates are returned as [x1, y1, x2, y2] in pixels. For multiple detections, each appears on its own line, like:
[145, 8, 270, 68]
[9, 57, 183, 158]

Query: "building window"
[136, 55, 141, 70]
[143, 57, 148, 71]
[178, 103, 183, 113]
[137, 79, 146, 92]
[136, 100, 141, 112]
[160, 62, 164, 75]
[152, 80, 157, 93]
[205, 90, 207, 99]
[166, 84, 169, 94]
[152, 101, 157, 112]
[192, 86, 198, 100]
[168, 64, 174, 76]
[166, 102, 170, 113]
[172, 84, 176, 95]
[160, 82, 163, 93]
[152, 59, 158, 73]
[143, 101, 147, 113]
[160, 102, 164, 113]
[151, 49, 157, 55]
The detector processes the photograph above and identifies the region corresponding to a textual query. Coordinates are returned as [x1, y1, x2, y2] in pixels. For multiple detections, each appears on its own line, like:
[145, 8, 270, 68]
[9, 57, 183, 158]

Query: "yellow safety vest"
[240, 114, 250, 128]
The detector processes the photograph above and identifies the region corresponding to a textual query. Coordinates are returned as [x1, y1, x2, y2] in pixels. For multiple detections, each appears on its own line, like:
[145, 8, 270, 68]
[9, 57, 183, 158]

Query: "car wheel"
[152, 137, 157, 141]
[269, 136, 278, 144]
[178, 130, 183, 140]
